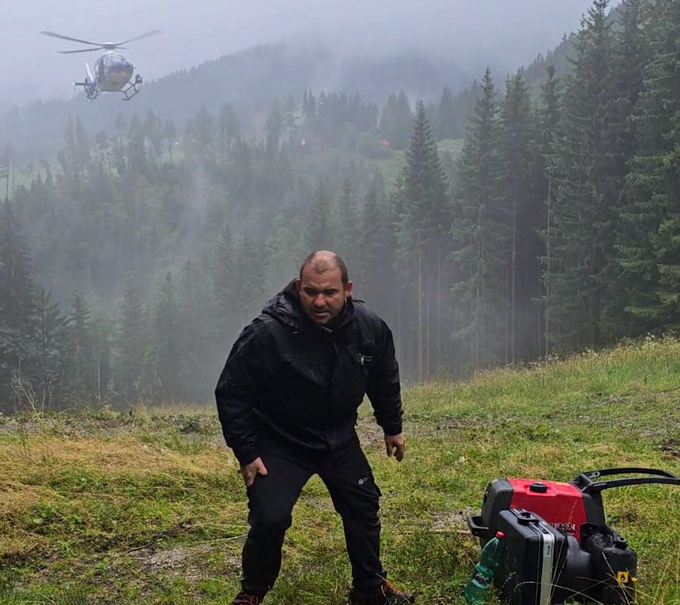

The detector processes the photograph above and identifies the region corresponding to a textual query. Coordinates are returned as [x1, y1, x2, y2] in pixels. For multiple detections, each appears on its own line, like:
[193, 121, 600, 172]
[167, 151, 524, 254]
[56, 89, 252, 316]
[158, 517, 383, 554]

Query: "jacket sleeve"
[215, 319, 270, 466]
[365, 319, 403, 436]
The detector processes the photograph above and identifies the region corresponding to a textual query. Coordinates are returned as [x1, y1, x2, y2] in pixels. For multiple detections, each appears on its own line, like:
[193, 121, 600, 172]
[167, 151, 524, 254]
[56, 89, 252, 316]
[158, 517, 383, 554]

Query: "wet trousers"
[240, 434, 386, 593]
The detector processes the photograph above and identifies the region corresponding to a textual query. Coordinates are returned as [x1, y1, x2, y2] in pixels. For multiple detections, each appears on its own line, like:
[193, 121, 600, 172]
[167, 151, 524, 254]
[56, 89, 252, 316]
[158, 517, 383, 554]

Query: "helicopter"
[40, 30, 162, 101]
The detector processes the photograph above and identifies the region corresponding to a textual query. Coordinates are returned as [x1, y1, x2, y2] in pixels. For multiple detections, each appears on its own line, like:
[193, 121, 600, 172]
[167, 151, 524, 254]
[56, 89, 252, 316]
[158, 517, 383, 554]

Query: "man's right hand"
[240, 457, 268, 487]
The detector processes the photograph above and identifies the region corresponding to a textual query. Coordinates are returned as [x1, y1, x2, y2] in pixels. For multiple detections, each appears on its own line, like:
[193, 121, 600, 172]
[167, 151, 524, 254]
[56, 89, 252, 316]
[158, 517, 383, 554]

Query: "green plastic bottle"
[464, 531, 505, 604]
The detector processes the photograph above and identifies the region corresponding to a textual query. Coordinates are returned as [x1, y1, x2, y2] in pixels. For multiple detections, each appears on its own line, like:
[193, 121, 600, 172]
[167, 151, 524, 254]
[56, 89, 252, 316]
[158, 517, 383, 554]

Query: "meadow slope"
[1, 337, 679, 604]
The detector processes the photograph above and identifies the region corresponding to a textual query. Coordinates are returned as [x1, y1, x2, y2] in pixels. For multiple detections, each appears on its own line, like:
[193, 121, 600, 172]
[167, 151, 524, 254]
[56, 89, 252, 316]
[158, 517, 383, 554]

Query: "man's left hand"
[385, 433, 406, 462]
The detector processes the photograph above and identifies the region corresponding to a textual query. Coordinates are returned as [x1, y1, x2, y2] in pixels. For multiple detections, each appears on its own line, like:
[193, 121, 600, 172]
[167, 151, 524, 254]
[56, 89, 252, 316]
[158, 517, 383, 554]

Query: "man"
[216, 250, 414, 605]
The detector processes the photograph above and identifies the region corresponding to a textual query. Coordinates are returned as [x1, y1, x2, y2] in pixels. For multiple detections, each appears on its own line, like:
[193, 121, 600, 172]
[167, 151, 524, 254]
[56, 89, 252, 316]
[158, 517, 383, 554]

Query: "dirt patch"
[660, 440, 680, 459]
[356, 422, 385, 448]
[430, 507, 477, 532]
[131, 541, 241, 580]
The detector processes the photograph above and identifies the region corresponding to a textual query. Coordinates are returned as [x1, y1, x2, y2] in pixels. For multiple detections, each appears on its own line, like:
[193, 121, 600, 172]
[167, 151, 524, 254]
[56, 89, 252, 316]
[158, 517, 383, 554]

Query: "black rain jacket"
[215, 281, 403, 465]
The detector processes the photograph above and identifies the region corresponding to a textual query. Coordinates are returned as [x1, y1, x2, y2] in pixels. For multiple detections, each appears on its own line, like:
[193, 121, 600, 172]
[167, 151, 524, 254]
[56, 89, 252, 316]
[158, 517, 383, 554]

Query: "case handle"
[467, 515, 489, 537]
[573, 467, 680, 493]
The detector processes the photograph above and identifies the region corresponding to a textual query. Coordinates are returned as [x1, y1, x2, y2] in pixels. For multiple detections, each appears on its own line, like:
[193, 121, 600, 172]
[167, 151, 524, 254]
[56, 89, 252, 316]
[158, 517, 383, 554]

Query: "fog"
[1, 0, 595, 107]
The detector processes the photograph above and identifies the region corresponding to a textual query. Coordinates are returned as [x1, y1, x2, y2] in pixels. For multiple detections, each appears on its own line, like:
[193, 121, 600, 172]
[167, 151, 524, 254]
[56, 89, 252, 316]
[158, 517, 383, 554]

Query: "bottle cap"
[496, 531, 505, 538]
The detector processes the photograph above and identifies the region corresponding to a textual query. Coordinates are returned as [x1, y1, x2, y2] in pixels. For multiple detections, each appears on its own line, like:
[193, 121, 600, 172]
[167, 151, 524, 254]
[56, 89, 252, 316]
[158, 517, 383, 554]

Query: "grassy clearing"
[1, 337, 679, 604]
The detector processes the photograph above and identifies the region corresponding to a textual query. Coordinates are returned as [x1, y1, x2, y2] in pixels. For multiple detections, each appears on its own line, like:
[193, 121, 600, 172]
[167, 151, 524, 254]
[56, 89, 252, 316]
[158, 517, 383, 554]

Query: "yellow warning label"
[617, 571, 629, 583]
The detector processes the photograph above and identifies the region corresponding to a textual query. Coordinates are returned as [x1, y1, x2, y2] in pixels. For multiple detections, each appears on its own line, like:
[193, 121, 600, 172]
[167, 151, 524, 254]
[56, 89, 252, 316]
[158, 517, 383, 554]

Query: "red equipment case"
[468, 467, 680, 544]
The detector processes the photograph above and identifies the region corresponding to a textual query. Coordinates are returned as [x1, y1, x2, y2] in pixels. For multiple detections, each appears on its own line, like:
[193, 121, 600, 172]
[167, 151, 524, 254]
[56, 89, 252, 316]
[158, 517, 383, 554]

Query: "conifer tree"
[154, 273, 182, 401]
[65, 292, 96, 402]
[303, 182, 331, 253]
[600, 0, 650, 336]
[211, 221, 239, 340]
[0, 201, 38, 405]
[451, 68, 505, 371]
[191, 106, 215, 161]
[397, 101, 450, 379]
[164, 119, 177, 163]
[379, 92, 413, 150]
[537, 65, 561, 355]
[114, 282, 148, 402]
[617, 0, 680, 332]
[231, 236, 266, 327]
[335, 179, 362, 274]
[177, 260, 221, 400]
[218, 104, 240, 158]
[545, 0, 615, 351]
[33, 288, 68, 408]
[498, 70, 539, 362]
[126, 115, 148, 175]
[91, 313, 113, 404]
[265, 99, 283, 156]
[264, 211, 300, 293]
[438, 87, 456, 139]
[358, 184, 398, 322]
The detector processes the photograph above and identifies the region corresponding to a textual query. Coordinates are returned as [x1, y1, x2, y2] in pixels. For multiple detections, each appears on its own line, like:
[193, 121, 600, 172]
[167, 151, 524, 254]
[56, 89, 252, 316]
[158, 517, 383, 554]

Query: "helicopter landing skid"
[121, 75, 143, 101]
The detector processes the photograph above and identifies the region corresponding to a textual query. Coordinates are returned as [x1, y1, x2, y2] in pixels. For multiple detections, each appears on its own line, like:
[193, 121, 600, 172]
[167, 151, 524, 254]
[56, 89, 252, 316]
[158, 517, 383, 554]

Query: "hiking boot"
[349, 580, 415, 604]
[229, 589, 266, 605]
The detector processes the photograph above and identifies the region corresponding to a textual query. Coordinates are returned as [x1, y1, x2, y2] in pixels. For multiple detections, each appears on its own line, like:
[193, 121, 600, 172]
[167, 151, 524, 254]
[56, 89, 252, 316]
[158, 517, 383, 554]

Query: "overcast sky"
[1, 0, 599, 106]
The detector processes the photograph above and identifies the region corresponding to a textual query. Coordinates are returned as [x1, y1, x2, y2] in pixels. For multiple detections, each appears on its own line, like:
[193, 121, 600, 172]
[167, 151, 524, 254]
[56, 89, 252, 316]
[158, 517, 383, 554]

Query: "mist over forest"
[2, 0, 679, 411]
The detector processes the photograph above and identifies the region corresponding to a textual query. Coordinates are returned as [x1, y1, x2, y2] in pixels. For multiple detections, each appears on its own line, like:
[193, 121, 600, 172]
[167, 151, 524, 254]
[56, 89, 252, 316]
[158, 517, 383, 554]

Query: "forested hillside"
[0, 15, 582, 165]
[1, 0, 679, 411]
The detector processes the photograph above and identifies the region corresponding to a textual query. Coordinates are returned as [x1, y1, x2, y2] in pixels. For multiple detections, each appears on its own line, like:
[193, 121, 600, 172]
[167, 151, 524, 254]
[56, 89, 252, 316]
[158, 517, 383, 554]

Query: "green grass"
[1, 336, 679, 604]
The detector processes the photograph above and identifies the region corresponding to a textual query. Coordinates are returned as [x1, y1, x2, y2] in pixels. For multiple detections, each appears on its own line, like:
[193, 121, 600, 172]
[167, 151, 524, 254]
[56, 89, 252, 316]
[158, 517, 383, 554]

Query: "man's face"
[295, 266, 353, 325]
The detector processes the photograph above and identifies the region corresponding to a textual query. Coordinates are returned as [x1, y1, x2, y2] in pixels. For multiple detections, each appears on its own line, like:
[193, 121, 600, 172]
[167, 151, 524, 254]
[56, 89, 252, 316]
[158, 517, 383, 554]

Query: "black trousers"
[241, 434, 386, 593]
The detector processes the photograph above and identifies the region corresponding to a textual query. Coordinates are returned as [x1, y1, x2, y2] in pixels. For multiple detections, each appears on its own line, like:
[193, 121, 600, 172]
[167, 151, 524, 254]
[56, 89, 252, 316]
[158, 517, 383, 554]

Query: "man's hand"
[384, 433, 406, 462]
[240, 457, 268, 487]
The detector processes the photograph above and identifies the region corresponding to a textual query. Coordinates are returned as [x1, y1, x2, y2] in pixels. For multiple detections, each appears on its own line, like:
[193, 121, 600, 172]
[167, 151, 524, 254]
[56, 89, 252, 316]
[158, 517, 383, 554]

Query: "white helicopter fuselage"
[92, 51, 134, 91]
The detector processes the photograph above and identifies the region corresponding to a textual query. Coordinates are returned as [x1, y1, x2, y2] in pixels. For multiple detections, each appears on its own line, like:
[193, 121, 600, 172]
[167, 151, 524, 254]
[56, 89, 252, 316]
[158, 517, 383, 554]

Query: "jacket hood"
[262, 279, 355, 333]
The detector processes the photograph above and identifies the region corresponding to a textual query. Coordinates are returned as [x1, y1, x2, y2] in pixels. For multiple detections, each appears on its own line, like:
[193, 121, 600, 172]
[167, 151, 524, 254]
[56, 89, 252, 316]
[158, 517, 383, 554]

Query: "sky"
[1, 0, 599, 106]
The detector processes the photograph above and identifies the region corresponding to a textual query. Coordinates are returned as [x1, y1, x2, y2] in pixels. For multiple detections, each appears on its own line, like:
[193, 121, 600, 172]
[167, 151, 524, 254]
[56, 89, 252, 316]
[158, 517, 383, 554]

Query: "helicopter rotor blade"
[114, 30, 162, 46]
[58, 48, 105, 54]
[40, 31, 105, 46]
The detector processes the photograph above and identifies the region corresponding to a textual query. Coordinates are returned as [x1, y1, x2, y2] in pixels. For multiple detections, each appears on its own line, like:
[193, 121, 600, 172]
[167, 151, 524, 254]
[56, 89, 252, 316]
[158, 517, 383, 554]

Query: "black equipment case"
[496, 509, 567, 605]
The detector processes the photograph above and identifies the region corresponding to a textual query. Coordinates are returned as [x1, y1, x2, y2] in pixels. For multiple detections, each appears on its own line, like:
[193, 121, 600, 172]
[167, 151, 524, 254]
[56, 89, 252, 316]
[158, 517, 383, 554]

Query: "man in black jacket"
[216, 250, 414, 605]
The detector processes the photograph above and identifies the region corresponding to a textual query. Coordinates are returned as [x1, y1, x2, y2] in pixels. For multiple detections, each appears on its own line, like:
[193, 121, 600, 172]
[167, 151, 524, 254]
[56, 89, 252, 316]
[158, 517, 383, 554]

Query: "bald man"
[216, 251, 413, 605]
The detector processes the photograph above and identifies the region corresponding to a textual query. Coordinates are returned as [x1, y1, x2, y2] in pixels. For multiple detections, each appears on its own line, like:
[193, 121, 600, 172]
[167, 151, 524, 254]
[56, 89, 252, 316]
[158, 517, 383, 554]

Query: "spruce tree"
[545, 0, 615, 351]
[263, 211, 300, 293]
[33, 288, 68, 409]
[114, 282, 148, 402]
[617, 0, 680, 332]
[211, 221, 236, 332]
[438, 87, 456, 139]
[451, 68, 505, 371]
[177, 260, 221, 401]
[335, 179, 362, 274]
[303, 182, 331, 253]
[397, 101, 450, 379]
[64, 292, 96, 402]
[154, 273, 182, 402]
[0, 201, 38, 405]
[265, 99, 283, 156]
[537, 66, 561, 355]
[498, 70, 540, 362]
[359, 184, 398, 324]
[600, 0, 649, 338]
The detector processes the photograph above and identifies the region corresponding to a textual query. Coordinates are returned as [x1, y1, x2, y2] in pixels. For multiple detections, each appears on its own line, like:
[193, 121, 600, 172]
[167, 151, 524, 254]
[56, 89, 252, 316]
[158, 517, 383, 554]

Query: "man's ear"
[344, 281, 354, 297]
[295, 279, 302, 293]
